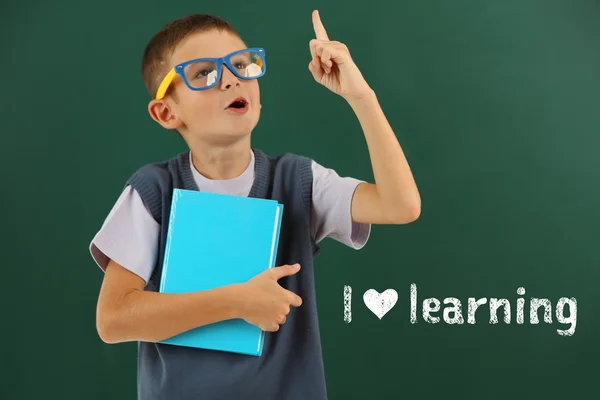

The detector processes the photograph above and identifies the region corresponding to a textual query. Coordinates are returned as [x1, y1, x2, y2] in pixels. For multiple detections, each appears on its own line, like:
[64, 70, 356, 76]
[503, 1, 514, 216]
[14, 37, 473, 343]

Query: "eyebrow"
[180, 49, 249, 62]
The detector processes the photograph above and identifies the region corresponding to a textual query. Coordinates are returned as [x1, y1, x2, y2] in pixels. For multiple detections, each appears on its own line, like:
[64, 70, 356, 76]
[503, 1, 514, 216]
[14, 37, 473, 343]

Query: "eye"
[195, 69, 214, 78]
[231, 56, 251, 70]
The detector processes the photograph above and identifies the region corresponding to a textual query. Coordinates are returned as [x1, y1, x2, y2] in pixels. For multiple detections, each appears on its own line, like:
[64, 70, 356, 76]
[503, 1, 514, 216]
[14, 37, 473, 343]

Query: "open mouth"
[226, 97, 248, 109]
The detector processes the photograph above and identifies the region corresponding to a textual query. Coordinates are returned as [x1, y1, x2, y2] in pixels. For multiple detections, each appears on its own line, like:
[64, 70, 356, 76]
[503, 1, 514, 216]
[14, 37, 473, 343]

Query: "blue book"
[158, 188, 284, 356]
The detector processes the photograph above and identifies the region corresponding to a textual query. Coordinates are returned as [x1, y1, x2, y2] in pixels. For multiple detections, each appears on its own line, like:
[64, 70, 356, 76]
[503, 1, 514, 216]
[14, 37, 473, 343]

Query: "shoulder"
[124, 151, 188, 221]
[255, 149, 315, 214]
[126, 152, 187, 187]
[256, 148, 315, 191]
[125, 151, 189, 191]
[260, 149, 313, 171]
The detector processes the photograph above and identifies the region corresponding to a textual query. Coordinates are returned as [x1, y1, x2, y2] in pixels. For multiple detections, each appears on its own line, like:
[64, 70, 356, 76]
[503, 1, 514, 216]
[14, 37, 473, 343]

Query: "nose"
[219, 66, 241, 90]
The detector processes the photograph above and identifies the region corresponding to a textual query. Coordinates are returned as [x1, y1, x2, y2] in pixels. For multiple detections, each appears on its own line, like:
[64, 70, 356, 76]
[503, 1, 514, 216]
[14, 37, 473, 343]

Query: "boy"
[90, 10, 420, 400]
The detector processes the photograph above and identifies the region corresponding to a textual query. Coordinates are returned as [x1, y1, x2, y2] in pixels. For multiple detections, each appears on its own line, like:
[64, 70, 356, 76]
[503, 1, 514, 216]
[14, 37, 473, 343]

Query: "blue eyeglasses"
[155, 47, 267, 99]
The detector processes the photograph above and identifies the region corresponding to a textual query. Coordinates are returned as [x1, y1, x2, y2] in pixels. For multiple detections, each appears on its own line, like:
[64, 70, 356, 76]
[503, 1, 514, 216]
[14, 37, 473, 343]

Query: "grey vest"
[126, 148, 327, 400]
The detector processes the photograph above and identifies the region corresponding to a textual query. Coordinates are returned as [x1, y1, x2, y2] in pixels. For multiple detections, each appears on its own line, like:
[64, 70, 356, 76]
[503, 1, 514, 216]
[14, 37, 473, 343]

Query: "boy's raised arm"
[96, 260, 302, 344]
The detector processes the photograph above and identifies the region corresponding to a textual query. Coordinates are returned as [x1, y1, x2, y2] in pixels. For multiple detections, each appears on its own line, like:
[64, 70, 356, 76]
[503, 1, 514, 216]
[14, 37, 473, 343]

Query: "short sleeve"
[89, 185, 160, 284]
[310, 160, 371, 249]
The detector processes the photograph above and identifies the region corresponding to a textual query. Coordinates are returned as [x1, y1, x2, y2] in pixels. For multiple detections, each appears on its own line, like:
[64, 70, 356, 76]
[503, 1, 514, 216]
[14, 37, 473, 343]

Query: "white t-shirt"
[89, 150, 371, 284]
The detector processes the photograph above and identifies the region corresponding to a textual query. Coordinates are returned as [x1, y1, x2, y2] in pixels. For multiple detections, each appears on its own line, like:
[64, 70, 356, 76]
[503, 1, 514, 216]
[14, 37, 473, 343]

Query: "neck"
[186, 135, 252, 180]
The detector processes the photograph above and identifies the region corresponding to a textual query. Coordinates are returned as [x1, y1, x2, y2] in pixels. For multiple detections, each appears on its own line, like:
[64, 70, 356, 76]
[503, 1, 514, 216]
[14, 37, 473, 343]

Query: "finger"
[312, 10, 329, 41]
[271, 263, 301, 280]
[315, 56, 327, 76]
[315, 41, 348, 66]
[309, 39, 317, 60]
[278, 315, 287, 324]
[321, 48, 333, 68]
[308, 58, 324, 81]
[309, 56, 327, 77]
[289, 292, 303, 307]
[310, 40, 329, 73]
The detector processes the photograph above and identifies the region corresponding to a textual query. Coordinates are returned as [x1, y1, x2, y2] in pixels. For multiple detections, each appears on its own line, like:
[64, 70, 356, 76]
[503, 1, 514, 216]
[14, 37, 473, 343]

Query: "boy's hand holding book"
[235, 263, 303, 332]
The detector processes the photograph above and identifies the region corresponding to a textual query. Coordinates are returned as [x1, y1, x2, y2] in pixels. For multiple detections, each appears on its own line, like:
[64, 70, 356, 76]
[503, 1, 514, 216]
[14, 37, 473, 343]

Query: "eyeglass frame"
[154, 47, 267, 100]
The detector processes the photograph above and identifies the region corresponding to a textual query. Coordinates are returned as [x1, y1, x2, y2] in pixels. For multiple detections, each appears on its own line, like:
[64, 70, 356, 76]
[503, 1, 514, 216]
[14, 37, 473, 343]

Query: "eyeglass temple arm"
[155, 68, 177, 100]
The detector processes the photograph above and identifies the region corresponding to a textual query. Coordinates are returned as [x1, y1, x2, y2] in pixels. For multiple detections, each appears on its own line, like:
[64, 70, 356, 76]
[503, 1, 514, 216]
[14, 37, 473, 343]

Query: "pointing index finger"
[312, 10, 329, 41]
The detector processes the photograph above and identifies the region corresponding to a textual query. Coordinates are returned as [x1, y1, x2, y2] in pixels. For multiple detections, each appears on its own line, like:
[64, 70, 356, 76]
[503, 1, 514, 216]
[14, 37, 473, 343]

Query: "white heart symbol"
[363, 289, 398, 319]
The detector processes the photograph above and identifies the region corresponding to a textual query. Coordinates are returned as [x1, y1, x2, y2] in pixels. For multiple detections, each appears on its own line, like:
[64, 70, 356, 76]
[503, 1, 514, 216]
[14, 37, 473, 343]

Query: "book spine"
[159, 189, 181, 293]
[268, 205, 283, 269]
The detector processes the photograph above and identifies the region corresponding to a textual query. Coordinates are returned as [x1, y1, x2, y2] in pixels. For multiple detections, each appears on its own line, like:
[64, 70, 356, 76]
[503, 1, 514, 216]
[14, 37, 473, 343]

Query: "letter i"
[517, 287, 525, 324]
[344, 285, 352, 323]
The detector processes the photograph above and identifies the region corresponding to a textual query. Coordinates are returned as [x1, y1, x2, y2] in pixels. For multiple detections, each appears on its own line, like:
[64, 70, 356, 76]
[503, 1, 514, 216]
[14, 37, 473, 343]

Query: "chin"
[217, 123, 256, 141]
[229, 115, 259, 135]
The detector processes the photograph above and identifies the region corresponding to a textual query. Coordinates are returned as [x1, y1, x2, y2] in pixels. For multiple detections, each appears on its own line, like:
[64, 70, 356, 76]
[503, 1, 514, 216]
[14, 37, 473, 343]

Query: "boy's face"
[151, 30, 261, 142]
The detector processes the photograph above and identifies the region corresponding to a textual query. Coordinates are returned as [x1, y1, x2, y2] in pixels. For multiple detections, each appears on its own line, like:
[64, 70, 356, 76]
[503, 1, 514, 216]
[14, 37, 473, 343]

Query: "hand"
[238, 264, 303, 332]
[308, 10, 373, 102]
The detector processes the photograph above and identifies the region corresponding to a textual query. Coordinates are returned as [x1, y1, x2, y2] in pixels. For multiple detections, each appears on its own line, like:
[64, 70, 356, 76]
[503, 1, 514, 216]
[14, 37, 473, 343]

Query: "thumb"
[308, 58, 323, 82]
[271, 263, 301, 280]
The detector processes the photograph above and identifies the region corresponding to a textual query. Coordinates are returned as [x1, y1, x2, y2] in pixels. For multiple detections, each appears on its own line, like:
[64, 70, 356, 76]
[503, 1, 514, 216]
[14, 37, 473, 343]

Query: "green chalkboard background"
[1, 0, 599, 398]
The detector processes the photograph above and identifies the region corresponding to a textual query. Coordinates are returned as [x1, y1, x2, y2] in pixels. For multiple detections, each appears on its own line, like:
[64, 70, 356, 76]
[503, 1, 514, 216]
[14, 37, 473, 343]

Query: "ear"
[148, 99, 184, 130]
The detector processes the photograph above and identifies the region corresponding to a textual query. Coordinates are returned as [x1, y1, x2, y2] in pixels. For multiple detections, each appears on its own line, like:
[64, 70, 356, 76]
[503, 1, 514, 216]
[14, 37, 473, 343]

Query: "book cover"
[158, 188, 284, 356]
